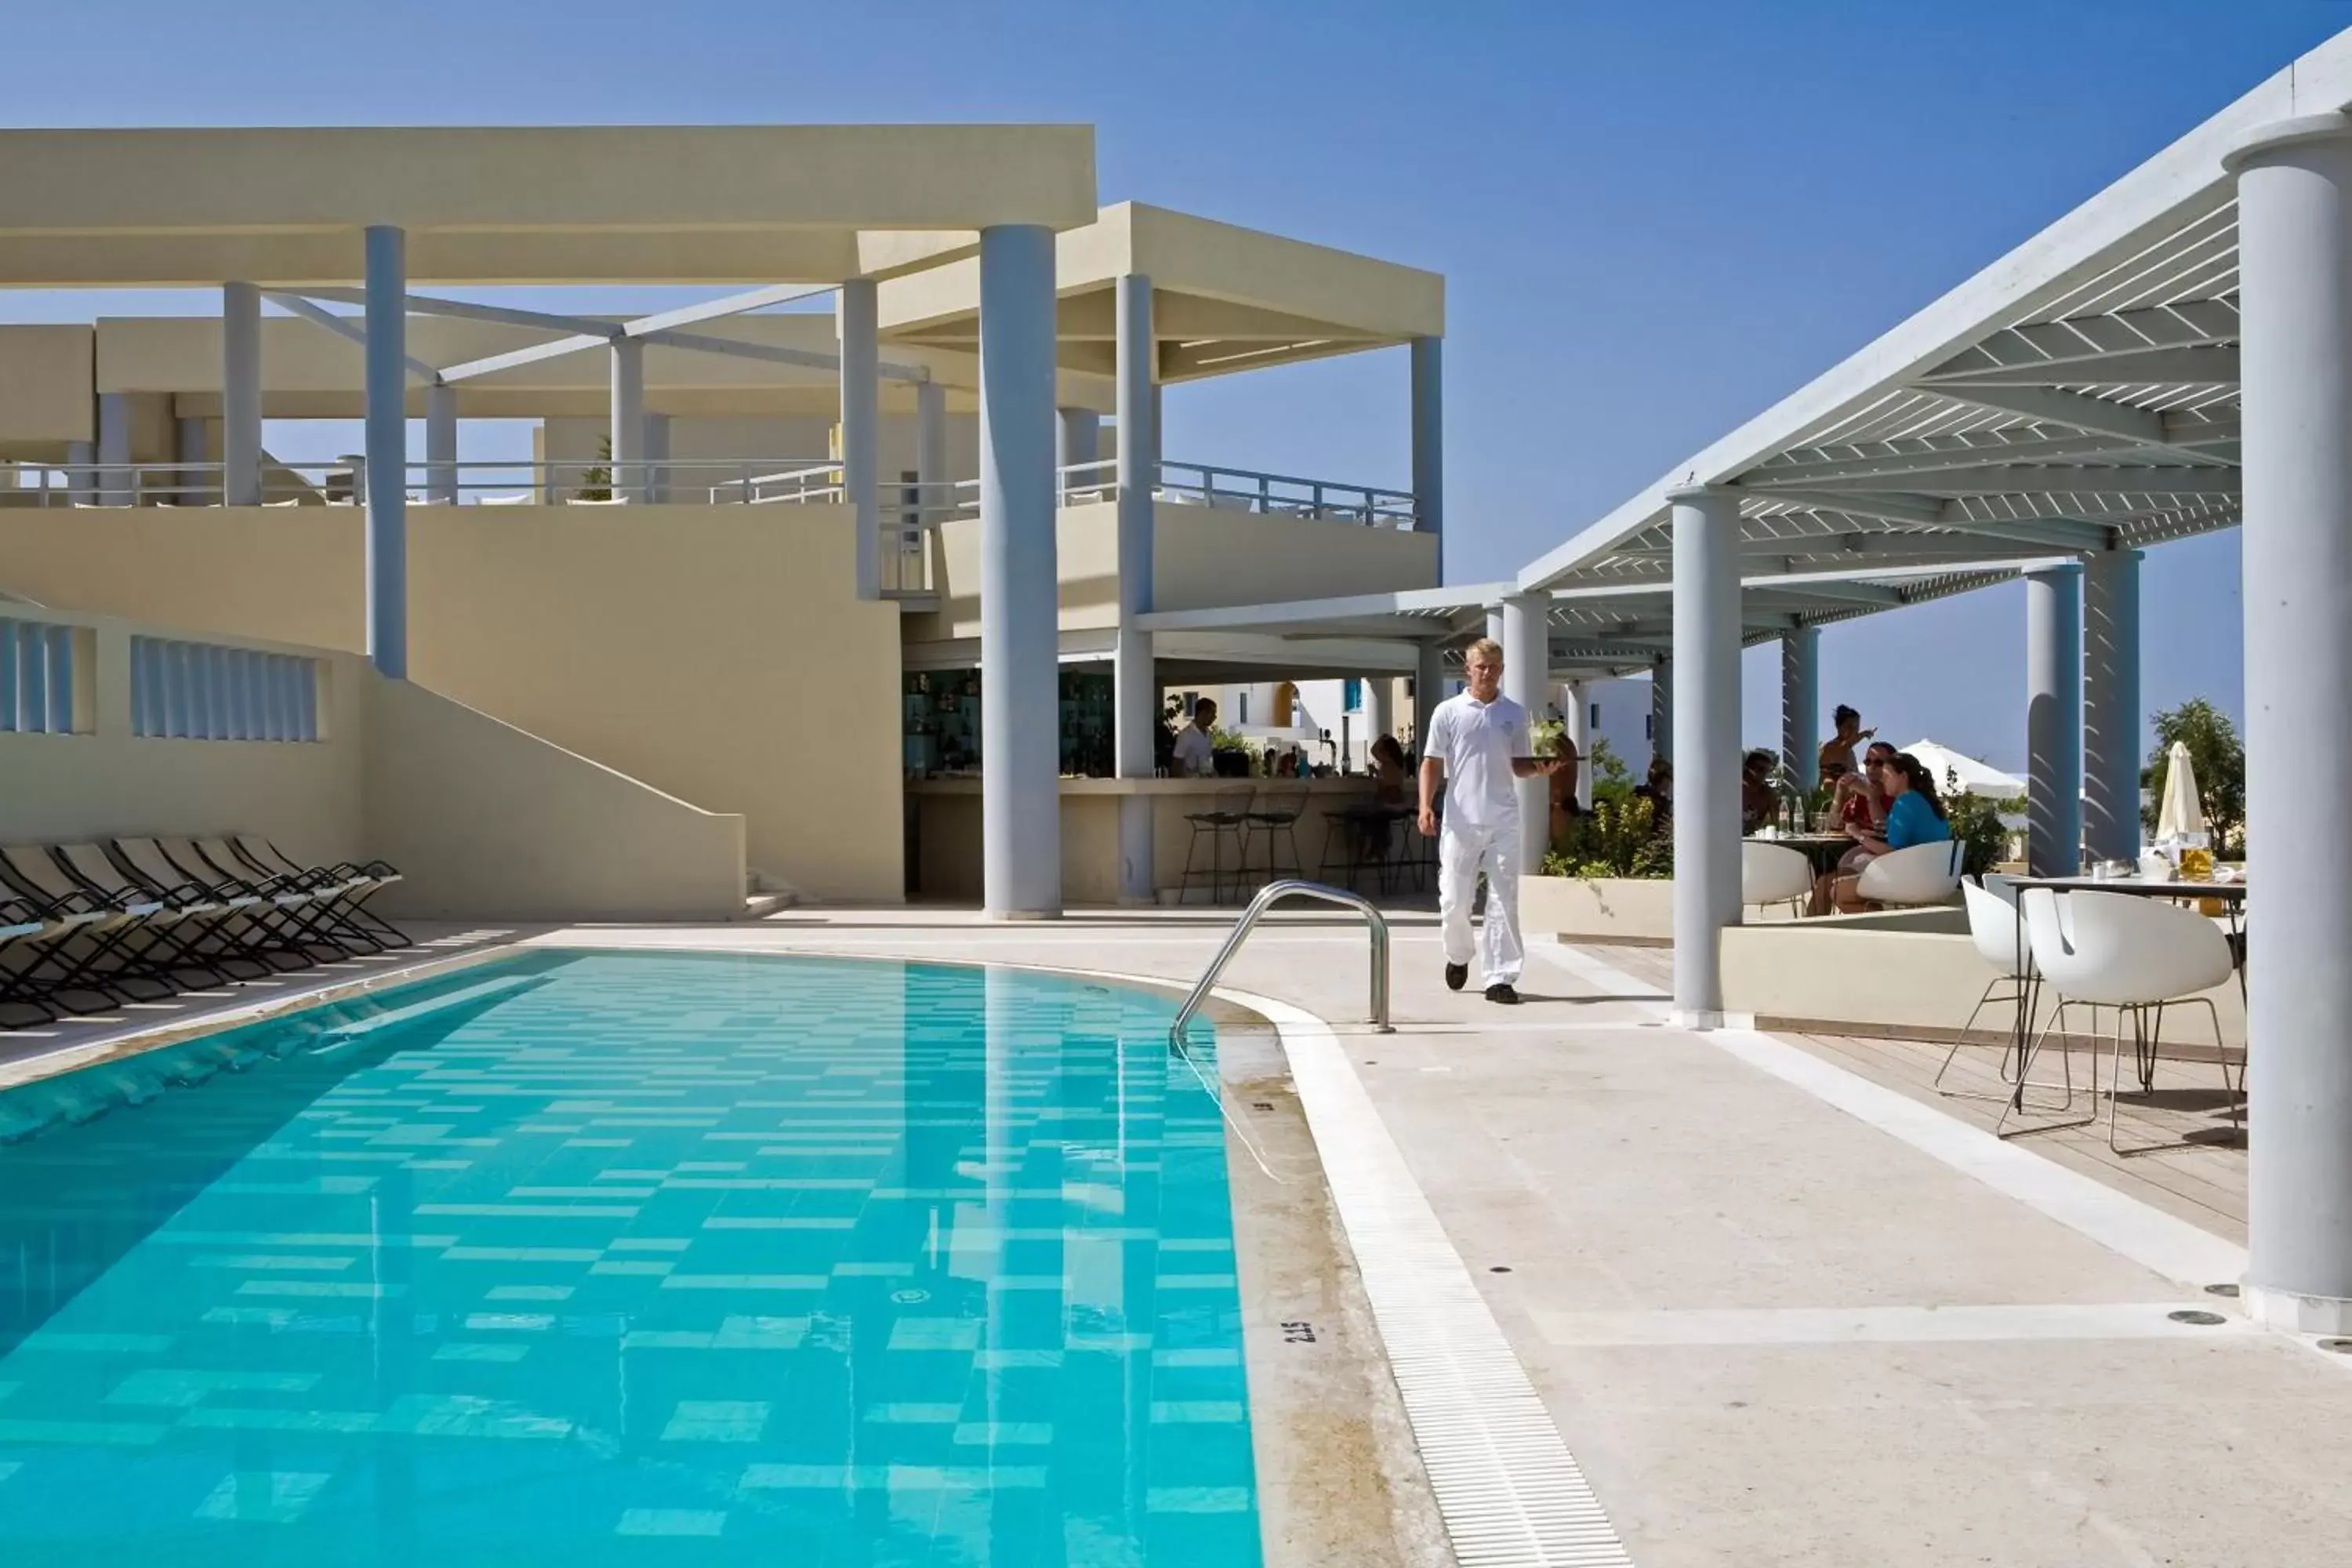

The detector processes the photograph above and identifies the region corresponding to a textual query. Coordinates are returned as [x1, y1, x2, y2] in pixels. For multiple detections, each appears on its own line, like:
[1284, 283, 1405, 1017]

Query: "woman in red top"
[1834, 741, 1897, 843]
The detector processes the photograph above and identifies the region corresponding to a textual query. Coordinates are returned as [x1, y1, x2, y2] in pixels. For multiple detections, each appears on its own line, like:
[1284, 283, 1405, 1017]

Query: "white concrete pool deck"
[519, 906, 2352, 1568]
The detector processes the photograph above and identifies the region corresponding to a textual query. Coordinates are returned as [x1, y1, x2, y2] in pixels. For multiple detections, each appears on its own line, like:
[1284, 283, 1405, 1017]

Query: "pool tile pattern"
[0, 951, 1261, 1566]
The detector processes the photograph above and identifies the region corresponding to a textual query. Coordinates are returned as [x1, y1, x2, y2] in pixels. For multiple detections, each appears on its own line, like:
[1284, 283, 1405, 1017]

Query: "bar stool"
[1245, 785, 1308, 887]
[1181, 785, 1256, 905]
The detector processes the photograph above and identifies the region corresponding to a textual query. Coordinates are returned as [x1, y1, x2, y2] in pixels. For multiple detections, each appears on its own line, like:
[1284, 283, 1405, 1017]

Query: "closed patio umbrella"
[2154, 739, 2209, 847]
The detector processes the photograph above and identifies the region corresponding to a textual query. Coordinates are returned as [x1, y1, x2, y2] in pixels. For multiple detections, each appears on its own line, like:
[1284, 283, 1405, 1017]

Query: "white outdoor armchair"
[2020, 887, 2239, 1152]
[1934, 874, 2070, 1105]
[1741, 841, 1813, 918]
[1854, 839, 1963, 907]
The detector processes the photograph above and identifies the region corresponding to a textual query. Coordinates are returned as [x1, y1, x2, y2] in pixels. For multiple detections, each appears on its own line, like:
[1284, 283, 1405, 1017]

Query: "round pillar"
[1668, 488, 1740, 1026]
[2230, 118, 2352, 1330]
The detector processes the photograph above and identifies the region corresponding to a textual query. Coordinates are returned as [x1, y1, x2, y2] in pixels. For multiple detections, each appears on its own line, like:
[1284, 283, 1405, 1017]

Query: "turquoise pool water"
[0, 949, 1261, 1566]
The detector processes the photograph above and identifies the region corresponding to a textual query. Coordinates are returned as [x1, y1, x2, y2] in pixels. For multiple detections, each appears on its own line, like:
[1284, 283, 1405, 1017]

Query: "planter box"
[1523, 874, 1817, 946]
[1522, 875, 1677, 944]
[1721, 920, 2245, 1050]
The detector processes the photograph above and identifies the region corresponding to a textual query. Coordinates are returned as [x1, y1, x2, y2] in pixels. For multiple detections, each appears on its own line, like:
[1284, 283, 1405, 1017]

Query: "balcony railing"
[8, 456, 1419, 528]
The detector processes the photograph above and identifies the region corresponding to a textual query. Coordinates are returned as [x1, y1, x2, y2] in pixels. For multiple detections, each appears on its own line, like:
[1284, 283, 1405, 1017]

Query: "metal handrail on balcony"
[8, 454, 1419, 527]
[1169, 879, 1392, 1047]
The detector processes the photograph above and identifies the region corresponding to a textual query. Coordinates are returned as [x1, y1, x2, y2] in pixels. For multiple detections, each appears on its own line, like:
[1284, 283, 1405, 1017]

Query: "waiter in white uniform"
[1417, 637, 1563, 1004]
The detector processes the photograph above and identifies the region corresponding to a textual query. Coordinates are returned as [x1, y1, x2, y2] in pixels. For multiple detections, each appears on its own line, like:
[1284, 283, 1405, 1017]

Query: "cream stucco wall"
[365, 678, 745, 922]
[0, 504, 903, 902]
[0, 325, 97, 454]
[0, 607, 746, 922]
[1720, 920, 2246, 1049]
[921, 500, 1440, 640]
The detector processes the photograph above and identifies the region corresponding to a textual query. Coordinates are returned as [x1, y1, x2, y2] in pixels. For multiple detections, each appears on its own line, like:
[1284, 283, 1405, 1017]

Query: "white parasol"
[2154, 739, 2209, 846]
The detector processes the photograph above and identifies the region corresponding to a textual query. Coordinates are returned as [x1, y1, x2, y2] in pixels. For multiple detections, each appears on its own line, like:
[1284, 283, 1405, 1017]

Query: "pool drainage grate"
[1238, 989, 1637, 1568]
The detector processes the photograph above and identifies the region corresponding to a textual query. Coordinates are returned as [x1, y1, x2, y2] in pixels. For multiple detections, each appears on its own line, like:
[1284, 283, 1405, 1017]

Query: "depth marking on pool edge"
[1219, 985, 1638, 1568]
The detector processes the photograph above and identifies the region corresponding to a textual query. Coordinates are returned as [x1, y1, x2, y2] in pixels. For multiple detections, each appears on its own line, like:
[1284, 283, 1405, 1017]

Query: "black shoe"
[1444, 962, 1468, 992]
[1485, 982, 1520, 1005]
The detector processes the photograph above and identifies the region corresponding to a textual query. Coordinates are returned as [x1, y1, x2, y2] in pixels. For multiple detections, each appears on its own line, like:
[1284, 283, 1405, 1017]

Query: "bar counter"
[906, 775, 1389, 904]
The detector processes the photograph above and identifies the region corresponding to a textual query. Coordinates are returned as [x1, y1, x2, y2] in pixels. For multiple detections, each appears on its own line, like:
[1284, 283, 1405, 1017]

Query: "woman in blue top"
[1811, 752, 1951, 914]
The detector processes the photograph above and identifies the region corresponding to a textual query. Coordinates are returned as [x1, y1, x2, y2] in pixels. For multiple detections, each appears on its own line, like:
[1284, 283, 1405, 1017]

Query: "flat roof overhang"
[1134, 560, 2050, 681]
[877, 202, 1444, 383]
[0, 125, 1097, 286]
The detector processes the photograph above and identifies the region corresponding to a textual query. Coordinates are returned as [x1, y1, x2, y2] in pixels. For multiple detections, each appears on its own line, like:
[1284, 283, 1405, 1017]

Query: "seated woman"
[1831, 739, 1897, 844]
[1548, 731, 1584, 848]
[1810, 750, 1950, 915]
[1368, 732, 1408, 805]
[1632, 757, 1673, 830]
[1740, 750, 1778, 833]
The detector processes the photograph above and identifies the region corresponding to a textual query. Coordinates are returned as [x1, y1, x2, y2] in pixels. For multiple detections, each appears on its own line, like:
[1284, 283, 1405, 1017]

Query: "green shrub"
[1542, 793, 1671, 880]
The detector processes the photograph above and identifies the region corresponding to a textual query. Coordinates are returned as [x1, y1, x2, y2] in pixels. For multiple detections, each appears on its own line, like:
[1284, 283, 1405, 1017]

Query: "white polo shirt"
[1426, 691, 1530, 829]
[1171, 724, 1215, 777]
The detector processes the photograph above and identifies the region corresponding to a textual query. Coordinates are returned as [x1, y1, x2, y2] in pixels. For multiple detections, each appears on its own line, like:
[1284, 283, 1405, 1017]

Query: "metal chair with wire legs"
[2014, 888, 2241, 1152]
[1936, 876, 2072, 1109]
[1180, 785, 1256, 906]
[1244, 786, 1308, 892]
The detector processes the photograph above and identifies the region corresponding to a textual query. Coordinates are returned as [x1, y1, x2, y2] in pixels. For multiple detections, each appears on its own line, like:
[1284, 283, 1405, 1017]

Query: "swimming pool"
[0, 949, 1262, 1566]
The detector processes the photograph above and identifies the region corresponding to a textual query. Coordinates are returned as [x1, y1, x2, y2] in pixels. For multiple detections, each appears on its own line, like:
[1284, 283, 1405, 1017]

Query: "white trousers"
[1438, 816, 1523, 986]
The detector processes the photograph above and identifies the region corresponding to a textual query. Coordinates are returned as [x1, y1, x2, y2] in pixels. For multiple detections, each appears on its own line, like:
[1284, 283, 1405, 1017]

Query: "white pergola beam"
[644, 327, 928, 383]
[621, 283, 837, 339]
[438, 332, 612, 383]
[284, 286, 612, 337]
[265, 290, 437, 383]
[1922, 343, 2238, 387]
[1740, 486, 1945, 525]
[1767, 463, 2240, 498]
[1921, 383, 2174, 447]
[1920, 297, 2239, 379]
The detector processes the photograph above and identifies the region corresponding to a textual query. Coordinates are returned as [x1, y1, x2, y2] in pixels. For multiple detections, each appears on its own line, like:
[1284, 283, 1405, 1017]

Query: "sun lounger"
[225, 836, 408, 950]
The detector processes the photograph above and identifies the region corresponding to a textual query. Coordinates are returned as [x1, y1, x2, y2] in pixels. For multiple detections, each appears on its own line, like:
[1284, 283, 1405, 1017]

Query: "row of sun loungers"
[0, 837, 407, 1025]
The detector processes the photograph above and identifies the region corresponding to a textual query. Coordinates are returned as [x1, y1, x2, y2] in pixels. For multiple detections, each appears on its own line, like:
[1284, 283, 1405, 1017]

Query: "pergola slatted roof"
[1510, 37, 2352, 599]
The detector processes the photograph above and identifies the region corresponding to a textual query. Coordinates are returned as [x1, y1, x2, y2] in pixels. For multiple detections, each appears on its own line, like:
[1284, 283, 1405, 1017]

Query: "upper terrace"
[0, 186, 1443, 600]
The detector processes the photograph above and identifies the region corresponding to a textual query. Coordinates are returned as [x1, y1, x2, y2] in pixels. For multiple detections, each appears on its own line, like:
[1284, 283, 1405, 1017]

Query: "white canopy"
[1899, 739, 2024, 798]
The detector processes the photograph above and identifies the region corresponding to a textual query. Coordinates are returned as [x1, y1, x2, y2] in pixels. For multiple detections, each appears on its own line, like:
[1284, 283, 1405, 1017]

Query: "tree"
[578, 434, 613, 502]
[2140, 698, 2245, 855]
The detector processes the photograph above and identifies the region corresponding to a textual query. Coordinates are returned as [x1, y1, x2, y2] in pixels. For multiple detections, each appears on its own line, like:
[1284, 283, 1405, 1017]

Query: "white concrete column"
[1501, 593, 1550, 870]
[64, 441, 95, 506]
[1411, 336, 1443, 543]
[175, 416, 209, 505]
[838, 278, 880, 597]
[1668, 487, 1740, 1026]
[645, 412, 671, 504]
[1780, 625, 1820, 797]
[1415, 641, 1448, 757]
[1363, 676, 1392, 755]
[222, 281, 263, 507]
[979, 224, 1062, 918]
[2081, 548, 2143, 863]
[1113, 273, 1158, 906]
[1562, 679, 1592, 809]
[2024, 564, 2083, 877]
[1650, 656, 1674, 764]
[1484, 604, 1504, 648]
[916, 379, 948, 515]
[96, 394, 132, 506]
[363, 226, 408, 679]
[1055, 407, 1101, 500]
[2231, 118, 2352, 1331]
[608, 339, 645, 505]
[425, 382, 459, 505]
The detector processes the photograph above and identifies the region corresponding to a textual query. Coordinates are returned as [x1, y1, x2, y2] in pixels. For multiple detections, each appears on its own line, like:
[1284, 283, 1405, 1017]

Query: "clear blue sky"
[5, 0, 2335, 769]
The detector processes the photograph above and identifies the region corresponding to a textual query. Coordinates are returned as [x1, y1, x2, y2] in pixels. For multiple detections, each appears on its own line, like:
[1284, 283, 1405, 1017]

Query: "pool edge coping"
[0, 941, 527, 1097]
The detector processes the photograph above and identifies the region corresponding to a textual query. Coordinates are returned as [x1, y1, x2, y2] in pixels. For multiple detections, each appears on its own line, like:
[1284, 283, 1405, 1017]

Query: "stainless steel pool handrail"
[1170, 879, 1392, 1046]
